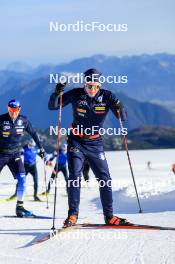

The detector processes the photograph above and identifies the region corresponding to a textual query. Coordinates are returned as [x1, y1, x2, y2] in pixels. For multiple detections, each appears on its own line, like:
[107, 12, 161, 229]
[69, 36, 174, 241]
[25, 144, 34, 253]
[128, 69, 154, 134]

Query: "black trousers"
[82, 159, 90, 181]
[47, 164, 68, 192]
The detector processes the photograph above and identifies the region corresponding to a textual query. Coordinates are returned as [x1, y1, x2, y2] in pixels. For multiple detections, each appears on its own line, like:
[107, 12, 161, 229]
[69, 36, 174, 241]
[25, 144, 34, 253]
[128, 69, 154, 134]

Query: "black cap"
[84, 68, 102, 83]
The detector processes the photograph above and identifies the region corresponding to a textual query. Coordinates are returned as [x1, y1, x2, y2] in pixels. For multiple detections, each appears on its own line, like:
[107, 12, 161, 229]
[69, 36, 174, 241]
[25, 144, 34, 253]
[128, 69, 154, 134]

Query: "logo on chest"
[97, 96, 103, 103]
[3, 125, 11, 131]
[77, 100, 88, 106]
[2, 131, 10, 137]
[94, 105, 106, 115]
[77, 108, 87, 113]
[3, 121, 10, 125]
[17, 119, 23, 126]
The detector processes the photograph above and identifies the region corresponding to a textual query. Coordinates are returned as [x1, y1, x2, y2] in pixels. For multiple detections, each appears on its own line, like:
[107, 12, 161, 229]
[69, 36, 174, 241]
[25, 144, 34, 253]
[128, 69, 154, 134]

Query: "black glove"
[39, 147, 45, 159]
[54, 82, 67, 95]
[117, 108, 127, 121]
[114, 101, 127, 121]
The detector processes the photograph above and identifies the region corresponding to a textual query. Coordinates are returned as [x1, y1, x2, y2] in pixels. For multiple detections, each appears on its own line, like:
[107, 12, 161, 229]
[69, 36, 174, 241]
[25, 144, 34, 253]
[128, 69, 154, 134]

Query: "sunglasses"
[8, 107, 21, 113]
[85, 83, 100, 90]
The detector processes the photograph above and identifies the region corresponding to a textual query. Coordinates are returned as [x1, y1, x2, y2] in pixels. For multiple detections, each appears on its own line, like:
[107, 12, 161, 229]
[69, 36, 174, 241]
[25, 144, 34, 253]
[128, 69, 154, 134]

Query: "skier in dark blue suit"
[0, 99, 45, 217]
[48, 69, 128, 227]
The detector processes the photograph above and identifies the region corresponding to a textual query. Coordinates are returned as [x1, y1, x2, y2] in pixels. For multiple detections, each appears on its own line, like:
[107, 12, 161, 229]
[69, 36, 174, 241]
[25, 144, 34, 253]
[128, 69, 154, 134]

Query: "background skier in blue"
[10, 139, 43, 201]
[0, 99, 45, 217]
[44, 145, 90, 194]
[48, 68, 128, 227]
[44, 144, 68, 194]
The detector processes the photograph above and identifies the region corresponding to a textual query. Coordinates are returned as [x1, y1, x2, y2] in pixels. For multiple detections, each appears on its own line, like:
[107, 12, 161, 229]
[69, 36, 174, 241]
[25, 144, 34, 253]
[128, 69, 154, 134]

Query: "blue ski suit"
[46, 151, 68, 192]
[23, 145, 40, 165]
[23, 145, 40, 198]
[48, 88, 126, 217]
[0, 113, 42, 201]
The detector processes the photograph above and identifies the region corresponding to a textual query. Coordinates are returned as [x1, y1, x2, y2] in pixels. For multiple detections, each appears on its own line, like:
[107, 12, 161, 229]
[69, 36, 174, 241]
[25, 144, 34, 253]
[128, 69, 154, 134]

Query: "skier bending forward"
[48, 68, 129, 227]
[0, 99, 45, 217]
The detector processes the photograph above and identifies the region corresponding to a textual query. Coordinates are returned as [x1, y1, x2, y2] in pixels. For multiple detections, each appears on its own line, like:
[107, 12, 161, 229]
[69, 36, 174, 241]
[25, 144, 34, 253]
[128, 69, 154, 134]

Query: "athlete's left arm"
[108, 92, 127, 121]
[25, 118, 43, 149]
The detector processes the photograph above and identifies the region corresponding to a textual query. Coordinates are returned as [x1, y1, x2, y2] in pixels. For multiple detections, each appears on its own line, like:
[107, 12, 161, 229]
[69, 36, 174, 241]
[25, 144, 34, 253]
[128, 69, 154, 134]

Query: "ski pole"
[43, 159, 49, 209]
[51, 91, 63, 232]
[117, 110, 143, 213]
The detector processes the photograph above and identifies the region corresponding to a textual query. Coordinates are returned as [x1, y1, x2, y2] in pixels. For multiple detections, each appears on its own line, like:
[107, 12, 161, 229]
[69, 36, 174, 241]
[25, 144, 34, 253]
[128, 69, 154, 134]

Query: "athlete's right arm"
[48, 89, 75, 110]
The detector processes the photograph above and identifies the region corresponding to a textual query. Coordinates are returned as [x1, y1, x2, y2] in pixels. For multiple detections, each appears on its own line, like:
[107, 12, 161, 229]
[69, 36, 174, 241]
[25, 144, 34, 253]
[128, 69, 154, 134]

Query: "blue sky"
[0, 0, 174, 69]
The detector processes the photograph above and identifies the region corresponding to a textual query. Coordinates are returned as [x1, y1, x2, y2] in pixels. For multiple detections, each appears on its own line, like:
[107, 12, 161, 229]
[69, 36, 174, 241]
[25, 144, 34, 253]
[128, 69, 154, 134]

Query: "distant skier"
[9, 139, 43, 201]
[44, 144, 68, 193]
[0, 99, 45, 217]
[48, 68, 129, 227]
[172, 164, 175, 175]
[147, 161, 151, 170]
